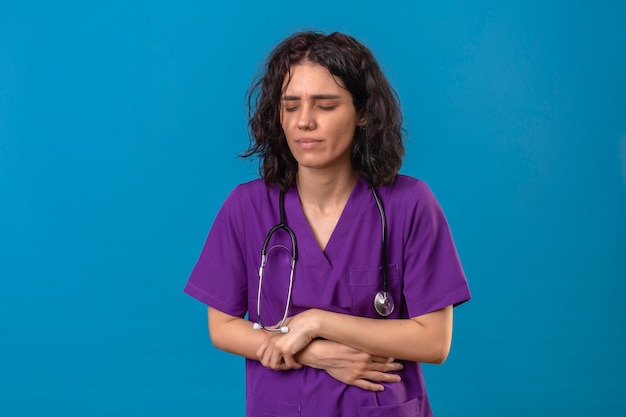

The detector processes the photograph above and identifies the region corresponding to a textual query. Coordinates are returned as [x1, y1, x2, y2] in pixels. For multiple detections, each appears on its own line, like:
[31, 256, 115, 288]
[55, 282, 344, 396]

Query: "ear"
[357, 114, 367, 126]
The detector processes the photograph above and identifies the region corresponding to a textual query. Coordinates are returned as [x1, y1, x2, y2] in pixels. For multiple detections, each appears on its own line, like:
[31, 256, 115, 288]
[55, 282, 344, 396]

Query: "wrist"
[307, 309, 324, 339]
[295, 339, 324, 369]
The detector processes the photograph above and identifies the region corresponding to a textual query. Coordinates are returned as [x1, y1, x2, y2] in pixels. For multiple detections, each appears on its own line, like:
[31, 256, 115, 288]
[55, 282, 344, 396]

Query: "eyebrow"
[281, 94, 343, 101]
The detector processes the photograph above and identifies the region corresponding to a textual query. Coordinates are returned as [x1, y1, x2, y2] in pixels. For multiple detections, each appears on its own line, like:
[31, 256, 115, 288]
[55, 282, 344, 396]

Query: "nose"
[296, 106, 316, 130]
[297, 120, 316, 130]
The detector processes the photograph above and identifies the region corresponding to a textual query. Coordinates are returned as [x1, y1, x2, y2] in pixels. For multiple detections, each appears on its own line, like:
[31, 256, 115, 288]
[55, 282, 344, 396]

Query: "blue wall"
[1, 1, 625, 416]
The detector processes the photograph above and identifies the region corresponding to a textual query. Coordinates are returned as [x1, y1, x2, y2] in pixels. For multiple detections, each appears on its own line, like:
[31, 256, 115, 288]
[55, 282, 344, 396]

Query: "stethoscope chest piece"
[374, 291, 395, 316]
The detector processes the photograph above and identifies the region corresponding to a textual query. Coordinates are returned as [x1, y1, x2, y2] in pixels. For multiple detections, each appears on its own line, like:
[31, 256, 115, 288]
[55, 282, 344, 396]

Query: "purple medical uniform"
[184, 175, 471, 417]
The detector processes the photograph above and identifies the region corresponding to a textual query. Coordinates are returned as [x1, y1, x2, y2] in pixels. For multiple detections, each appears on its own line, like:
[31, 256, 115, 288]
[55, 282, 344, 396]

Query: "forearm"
[295, 339, 404, 392]
[305, 306, 453, 364]
[207, 307, 268, 361]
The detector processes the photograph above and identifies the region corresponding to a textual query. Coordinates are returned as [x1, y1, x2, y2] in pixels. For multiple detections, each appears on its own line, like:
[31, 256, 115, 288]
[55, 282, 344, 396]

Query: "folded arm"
[256, 306, 454, 370]
[207, 307, 404, 391]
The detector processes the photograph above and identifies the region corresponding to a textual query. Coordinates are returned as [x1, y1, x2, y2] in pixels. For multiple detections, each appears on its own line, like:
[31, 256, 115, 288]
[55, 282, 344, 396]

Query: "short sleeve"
[183, 186, 248, 317]
[402, 181, 471, 318]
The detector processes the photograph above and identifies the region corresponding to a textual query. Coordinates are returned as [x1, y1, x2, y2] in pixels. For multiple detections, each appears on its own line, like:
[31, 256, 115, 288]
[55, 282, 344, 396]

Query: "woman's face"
[280, 62, 363, 174]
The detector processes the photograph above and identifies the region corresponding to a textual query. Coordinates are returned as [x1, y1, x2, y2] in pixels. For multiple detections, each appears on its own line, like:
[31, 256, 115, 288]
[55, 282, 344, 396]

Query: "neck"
[295, 166, 357, 211]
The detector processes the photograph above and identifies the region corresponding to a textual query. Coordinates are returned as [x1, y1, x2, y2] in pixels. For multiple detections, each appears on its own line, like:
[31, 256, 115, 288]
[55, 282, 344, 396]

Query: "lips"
[295, 138, 322, 149]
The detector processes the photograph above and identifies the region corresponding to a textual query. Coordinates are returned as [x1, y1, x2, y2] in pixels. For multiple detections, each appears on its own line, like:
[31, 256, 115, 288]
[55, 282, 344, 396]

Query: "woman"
[184, 31, 470, 417]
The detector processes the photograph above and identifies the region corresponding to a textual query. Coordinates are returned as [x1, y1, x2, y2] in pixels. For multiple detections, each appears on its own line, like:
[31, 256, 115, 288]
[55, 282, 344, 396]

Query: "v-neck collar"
[283, 178, 370, 287]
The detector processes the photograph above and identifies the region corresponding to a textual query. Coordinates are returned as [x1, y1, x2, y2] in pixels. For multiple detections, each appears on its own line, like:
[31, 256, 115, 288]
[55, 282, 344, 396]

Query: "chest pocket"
[349, 264, 401, 318]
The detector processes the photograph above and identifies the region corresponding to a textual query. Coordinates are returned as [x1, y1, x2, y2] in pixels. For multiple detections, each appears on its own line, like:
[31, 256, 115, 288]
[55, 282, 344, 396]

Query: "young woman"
[184, 31, 471, 417]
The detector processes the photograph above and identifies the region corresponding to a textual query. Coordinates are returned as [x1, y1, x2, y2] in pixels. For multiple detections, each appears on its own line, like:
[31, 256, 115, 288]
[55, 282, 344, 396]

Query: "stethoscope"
[252, 186, 394, 333]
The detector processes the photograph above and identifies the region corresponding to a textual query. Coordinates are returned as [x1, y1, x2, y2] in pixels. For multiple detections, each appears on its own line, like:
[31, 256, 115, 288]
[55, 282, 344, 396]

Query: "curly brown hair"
[243, 31, 405, 191]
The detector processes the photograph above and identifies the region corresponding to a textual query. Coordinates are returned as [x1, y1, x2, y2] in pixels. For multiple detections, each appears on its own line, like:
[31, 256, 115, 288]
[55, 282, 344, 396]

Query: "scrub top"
[184, 175, 471, 417]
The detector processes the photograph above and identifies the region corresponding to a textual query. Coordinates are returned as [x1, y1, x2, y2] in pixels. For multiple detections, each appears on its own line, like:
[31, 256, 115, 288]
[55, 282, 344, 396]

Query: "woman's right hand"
[295, 339, 404, 392]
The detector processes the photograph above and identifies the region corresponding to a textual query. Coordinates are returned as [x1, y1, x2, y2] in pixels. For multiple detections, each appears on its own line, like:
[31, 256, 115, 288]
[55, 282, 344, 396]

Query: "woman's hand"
[255, 310, 320, 370]
[296, 339, 403, 392]
[255, 310, 404, 391]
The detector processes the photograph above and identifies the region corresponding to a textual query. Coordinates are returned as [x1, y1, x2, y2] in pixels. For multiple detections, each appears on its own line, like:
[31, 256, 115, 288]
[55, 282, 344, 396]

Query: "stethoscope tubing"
[370, 186, 388, 293]
[256, 192, 297, 332]
[254, 184, 392, 332]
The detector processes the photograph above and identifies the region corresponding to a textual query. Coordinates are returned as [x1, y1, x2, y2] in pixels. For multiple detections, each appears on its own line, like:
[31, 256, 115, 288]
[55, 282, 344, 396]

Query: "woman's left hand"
[256, 310, 320, 370]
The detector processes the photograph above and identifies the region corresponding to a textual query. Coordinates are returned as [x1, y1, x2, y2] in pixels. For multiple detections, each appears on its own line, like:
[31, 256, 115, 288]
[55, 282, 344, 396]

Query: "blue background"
[1, 1, 625, 416]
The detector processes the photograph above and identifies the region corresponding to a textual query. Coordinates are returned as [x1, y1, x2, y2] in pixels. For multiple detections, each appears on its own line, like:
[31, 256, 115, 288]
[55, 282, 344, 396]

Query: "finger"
[383, 361, 404, 372]
[352, 379, 385, 392]
[260, 346, 272, 368]
[278, 363, 297, 371]
[364, 371, 401, 383]
[370, 356, 396, 363]
[282, 352, 299, 369]
[278, 361, 302, 371]
[366, 361, 404, 373]
[259, 353, 270, 368]
[256, 341, 268, 365]
[260, 338, 282, 369]
[269, 348, 284, 370]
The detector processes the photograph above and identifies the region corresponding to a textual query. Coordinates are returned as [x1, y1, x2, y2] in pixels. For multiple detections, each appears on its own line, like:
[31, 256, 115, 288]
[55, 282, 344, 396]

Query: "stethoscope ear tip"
[252, 322, 262, 330]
